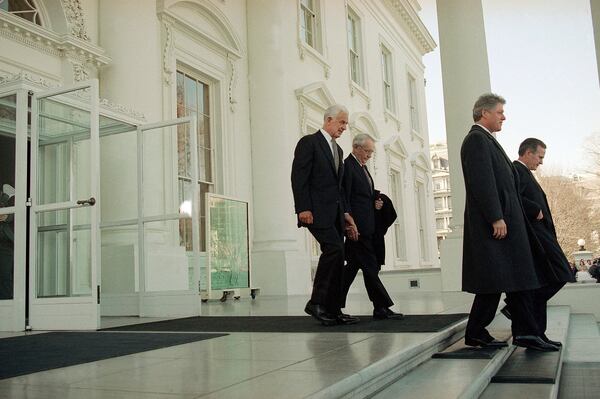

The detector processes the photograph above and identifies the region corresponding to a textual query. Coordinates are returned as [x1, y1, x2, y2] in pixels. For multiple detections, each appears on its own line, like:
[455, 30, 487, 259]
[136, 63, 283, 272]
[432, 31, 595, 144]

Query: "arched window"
[1, 0, 41, 25]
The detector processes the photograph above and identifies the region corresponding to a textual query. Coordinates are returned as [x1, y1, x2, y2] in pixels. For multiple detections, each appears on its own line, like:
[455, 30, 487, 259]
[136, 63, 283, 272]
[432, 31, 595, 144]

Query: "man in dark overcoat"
[461, 93, 557, 351]
[291, 104, 360, 326]
[339, 134, 402, 319]
[507, 138, 572, 346]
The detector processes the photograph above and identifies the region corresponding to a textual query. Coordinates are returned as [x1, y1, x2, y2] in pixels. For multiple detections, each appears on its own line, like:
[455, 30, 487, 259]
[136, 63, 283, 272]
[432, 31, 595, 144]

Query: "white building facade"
[0, 0, 439, 331]
[430, 142, 452, 254]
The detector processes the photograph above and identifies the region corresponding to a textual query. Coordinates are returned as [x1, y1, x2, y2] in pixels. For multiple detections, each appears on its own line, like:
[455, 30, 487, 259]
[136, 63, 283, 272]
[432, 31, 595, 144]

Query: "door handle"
[76, 197, 96, 206]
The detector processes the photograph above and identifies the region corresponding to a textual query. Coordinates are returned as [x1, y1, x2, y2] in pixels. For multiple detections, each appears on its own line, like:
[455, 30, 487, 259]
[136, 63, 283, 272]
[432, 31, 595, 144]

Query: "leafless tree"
[537, 174, 599, 257]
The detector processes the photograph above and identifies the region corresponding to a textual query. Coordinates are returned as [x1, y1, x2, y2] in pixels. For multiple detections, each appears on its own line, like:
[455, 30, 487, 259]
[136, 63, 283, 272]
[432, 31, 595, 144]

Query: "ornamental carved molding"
[61, 0, 90, 41]
[0, 71, 59, 89]
[0, 11, 110, 66]
[162, 20, 174, 85]
[227, 53, 237, 112]
[383, 0, 436, 54]
[70, 60, 89, 82]
[99, 98, 146, 122]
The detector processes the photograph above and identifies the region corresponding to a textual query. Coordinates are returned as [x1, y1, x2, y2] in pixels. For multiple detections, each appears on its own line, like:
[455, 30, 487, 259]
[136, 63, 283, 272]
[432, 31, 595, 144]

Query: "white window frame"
[408, 73, 420, 134]
[380, 43, 395, 113]
[346, 7, 364, 87]
[389, 167, 408, 264]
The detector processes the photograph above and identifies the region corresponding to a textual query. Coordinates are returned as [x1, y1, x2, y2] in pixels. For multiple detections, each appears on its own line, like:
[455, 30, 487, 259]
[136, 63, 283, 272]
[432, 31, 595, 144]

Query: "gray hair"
[518, 138, 546, 156]
[324, 104, 349, 121]
[352, 133, 375, 147]
[472, 93, 505, 122]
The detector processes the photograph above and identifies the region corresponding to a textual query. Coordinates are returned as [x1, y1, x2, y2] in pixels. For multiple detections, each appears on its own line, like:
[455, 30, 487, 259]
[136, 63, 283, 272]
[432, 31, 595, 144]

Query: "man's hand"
[492, 219, 507, 239]
[344, 213, 359, 241]
[374, 198, 383, 210]
[0, 214, 7, 222]
[345, 224, 359, 241]
[536, 210, 543, 220]
[298, 210, 313, 225]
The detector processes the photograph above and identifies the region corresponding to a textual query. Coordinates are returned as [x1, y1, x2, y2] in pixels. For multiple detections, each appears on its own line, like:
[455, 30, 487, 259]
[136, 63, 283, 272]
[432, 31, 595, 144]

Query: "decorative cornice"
[61, 0, 90, 41]
[0, 11, 110, 67]
[99, 98, 146, 122]
[0, 71, 60, 89]
[383, 0, 436, 55]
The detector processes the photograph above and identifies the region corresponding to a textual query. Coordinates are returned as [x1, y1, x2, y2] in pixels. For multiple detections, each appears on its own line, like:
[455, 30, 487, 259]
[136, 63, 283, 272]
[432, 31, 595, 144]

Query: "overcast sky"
[419, 0, 600, 175]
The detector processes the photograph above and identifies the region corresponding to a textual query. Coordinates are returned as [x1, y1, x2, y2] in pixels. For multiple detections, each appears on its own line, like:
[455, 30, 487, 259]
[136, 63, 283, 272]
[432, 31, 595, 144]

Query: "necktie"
[332, 138, 339, 173]
[363, 165, 373, 193]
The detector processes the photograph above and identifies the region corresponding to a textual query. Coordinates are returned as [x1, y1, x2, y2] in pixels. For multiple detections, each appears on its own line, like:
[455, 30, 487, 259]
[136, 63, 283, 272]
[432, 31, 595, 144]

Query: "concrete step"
[480, 306, 570, 399]
[373, 306, 571, 399]
[564, 313, 600, 363]
[371, 309, 515, 399]
[307, 317, 468, 399]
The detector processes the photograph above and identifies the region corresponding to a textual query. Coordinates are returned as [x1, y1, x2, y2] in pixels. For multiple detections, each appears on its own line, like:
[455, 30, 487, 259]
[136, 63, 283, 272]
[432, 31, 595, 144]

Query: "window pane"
[184, 76, 197, 111]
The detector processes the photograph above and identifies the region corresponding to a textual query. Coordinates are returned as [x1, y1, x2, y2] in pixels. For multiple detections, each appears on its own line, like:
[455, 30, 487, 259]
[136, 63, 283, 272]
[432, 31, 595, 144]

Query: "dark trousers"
[466, 290, 538, 338]
[341, 235, 393, 309]
[532, 281, 565, 334]
[308, 224, 345, 313]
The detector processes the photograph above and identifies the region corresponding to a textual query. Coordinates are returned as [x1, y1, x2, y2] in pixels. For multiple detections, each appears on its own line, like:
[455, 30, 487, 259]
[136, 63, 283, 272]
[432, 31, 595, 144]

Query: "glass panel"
[101, 224, 139, 294]
[198, 182, 210, 252]
[207, 196, 249, 290]
[198, 147, 212, 183]
[36, 208, 91, 298]
[100, 130, 138, 223]
[142, 125, 182, 218]
[176, 72, 185, 117]
[184, 75, 197, 112]
[7, 0, 41, 25]
[144, 219, 194, 292]
[0, 94, 16, 300]
[177, 122, 192, 179]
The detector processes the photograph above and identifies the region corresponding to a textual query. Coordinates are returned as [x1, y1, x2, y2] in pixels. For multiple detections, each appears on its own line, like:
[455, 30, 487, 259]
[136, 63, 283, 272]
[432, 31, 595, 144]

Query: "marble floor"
[0, 291, 474, 399]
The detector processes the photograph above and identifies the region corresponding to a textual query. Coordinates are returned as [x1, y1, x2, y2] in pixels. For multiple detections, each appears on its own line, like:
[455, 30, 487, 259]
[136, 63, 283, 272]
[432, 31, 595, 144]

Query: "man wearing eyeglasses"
[340, 134, 402, 319]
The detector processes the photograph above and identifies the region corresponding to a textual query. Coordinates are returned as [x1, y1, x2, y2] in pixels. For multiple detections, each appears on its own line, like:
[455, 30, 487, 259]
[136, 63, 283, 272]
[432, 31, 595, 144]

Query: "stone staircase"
[308, 303, 600, 399]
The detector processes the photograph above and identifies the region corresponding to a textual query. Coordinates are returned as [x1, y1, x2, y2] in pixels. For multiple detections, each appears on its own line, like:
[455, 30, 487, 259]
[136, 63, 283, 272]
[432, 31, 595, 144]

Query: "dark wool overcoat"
[513, 161, 572, 283]
[461, 125, 543, 294]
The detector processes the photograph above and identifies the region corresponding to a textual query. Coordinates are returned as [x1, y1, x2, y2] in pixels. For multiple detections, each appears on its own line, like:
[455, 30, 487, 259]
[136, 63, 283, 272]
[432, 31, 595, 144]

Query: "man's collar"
[351, 152, 364, 166]
[475, 123, 496, 138]
[320, 129, 332, 143]
[515, 159, 529, 169]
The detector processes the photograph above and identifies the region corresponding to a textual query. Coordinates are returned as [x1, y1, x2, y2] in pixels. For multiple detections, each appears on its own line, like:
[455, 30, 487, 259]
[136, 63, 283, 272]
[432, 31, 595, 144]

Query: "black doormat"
[0, 331, 226, 380]
[491, 346, 562, 383]
[432, 346, 501, 359]
[101, 314, 468, 333]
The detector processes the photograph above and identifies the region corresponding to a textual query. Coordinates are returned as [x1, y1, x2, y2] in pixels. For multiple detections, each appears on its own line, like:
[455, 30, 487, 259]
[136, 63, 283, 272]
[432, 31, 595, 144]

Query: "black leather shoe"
[541, 334, 562, 347]
[500, 306, 512, 320]
[465, 336, 508, 348]
[373, 308, 404, 320]
[513, 335, 559, 352]
[304, 301, 337, 326]
[335, 313, 360, 325]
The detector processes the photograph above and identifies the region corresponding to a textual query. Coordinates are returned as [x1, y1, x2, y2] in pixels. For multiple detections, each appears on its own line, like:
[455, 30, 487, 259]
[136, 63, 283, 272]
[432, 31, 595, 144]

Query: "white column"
[436, 0, 491, 291]
[247, 0, 312, 296]
[591, 0, 600, 84]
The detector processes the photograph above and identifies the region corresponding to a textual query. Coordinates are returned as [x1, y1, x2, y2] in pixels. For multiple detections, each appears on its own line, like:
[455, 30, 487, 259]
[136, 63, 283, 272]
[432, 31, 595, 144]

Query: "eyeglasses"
[360, 146, 374, 155]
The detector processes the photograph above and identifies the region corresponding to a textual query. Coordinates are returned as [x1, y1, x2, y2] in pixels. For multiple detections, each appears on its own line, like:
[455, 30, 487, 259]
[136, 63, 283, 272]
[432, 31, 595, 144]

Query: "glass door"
[137, 117, 201, 317]
[28, 81, 100, 330]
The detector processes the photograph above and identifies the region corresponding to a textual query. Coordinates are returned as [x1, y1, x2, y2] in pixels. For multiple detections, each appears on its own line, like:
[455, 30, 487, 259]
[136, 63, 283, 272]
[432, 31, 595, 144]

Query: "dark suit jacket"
[513, 161, 572, 283]
[461, 125, 542, 294]
[342, 155, 375, 236]
[291, 131, 346, 229]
